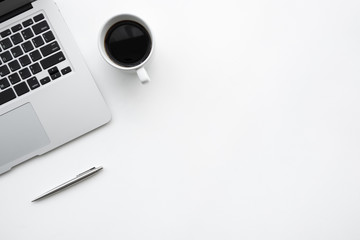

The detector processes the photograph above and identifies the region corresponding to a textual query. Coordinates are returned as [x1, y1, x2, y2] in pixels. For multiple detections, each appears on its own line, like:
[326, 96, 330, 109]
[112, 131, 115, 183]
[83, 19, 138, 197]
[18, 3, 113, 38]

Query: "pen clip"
[77, 167, 96, 177]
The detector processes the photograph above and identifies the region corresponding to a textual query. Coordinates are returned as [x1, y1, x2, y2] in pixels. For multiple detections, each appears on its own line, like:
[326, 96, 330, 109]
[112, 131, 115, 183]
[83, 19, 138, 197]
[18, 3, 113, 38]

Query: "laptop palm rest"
[0, 103, 50, 170]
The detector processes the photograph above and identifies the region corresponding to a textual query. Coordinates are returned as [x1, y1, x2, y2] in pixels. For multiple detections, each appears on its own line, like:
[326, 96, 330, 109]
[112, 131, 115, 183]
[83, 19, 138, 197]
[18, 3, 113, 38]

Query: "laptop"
[0, 0, 111, 174]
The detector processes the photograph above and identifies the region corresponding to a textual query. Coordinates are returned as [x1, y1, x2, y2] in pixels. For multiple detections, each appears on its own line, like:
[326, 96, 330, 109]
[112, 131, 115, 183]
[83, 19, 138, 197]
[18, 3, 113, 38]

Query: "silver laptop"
[0, 0, 111, 174]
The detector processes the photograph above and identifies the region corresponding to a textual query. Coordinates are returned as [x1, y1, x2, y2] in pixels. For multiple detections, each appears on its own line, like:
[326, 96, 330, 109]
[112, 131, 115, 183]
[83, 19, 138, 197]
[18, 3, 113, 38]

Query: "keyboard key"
[48, 67, 61, 80]
[10, 33, 23, 45]
[14, 82, 29, 96]
[61, 67, 72, 75]
[19, 68, 31, 80]
[40, 41, 60, 57]
[0, 51, 13, 63]
[34, 14, 45, 22]
[40, 51, 65, 69]
[0, 29, 11, 38]
[0, 38, 13, 50]
[32, 36, 45, 47]
[32, 20, 49, 35]
[23, 19, 34, 27]
[29, 63, 42, 74]
[40, 76, 51, 85]
[11, 46, 24, 58]
[19, 55, 31, 66]
[21, 28, 34, 40]
[0, 78, 10, 90]
[0, 65, 10, 77]
[49, 67, 61, 80]
[48, 66, 59, 75]
[43, 31, 55, 42]
[29, 50, 42, 62]
[27, 77, 40, 90]
[21, 41, 34, 52]
[0, 88, 16, 105]
[51, 71, 61, 80]
[11, 24, 22, 33]
[8, 60, 21, 72]
[8, 73, 21, 85]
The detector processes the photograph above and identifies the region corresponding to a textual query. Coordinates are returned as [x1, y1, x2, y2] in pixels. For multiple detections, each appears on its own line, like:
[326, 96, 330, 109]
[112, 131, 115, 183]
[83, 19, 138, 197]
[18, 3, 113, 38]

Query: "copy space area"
[1, 0, 360, 239]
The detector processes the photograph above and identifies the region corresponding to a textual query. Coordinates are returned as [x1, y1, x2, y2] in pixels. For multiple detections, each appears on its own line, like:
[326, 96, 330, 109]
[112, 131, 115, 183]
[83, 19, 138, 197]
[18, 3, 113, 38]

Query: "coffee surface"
[105, 20, 152, 67]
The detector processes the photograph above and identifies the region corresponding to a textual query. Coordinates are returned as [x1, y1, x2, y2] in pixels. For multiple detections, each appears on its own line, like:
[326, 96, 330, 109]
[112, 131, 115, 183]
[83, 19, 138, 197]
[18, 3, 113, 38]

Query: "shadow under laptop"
[0, 118, 113, 178]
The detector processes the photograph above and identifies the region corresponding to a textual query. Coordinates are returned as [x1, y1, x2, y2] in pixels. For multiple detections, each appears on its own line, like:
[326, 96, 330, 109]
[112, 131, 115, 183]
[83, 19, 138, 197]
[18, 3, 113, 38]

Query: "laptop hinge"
[0, 3, 33, 24]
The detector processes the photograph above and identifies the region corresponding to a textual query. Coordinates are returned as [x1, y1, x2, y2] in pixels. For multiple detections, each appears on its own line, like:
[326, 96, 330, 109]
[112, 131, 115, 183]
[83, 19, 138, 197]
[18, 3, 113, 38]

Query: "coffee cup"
[99, 14, 154, 84]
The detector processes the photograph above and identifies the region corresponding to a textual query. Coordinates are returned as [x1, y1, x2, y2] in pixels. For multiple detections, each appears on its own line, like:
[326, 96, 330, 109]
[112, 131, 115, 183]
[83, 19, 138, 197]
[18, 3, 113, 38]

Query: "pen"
[32, 166, 103, 202]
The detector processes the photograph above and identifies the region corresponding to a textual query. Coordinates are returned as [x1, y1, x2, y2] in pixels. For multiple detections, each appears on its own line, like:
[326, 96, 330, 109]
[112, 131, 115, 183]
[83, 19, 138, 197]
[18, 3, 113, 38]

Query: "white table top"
[2, 0, 360, 239]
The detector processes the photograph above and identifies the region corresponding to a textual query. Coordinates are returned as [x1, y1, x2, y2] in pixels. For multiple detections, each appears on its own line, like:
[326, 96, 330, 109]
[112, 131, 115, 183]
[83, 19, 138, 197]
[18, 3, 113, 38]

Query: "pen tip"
[32, 196, 41, 202]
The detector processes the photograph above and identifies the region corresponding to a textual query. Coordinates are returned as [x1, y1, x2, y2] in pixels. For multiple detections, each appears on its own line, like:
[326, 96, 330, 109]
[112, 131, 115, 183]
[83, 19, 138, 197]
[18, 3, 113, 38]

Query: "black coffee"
[104, 20, 152, 67]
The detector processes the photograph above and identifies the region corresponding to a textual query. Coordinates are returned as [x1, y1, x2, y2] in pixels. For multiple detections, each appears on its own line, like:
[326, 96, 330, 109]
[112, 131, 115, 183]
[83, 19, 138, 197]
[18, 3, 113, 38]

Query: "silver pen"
[32, 166, 103, 202]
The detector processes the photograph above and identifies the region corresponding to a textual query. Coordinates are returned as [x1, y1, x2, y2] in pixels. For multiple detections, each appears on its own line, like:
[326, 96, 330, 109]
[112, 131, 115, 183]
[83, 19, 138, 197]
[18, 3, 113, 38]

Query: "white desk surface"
[2, 0, 360, 239]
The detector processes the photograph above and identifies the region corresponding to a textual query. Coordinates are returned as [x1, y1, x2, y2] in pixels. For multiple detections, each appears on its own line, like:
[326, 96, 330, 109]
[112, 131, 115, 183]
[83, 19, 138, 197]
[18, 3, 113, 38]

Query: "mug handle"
[137, 67, 150, 84]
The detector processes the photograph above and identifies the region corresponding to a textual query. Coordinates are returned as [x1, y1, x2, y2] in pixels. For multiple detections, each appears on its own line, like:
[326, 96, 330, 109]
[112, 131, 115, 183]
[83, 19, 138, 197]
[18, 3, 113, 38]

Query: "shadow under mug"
[98, 14, 154, 84]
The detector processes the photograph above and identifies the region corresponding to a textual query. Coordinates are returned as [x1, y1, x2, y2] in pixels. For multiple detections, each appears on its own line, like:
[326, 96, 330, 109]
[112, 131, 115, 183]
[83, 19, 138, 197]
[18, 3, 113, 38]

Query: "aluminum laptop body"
[0, 0, 111, 174]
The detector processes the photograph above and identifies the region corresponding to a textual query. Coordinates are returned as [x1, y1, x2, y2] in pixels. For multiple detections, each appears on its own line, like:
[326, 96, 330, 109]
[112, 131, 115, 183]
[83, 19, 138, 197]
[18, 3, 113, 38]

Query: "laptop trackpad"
[0, 103, 50, 167]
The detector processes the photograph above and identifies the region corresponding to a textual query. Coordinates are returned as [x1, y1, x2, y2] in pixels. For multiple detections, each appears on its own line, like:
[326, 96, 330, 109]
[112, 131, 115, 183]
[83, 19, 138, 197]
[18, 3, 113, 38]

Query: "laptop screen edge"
[0, 0, 35, 19]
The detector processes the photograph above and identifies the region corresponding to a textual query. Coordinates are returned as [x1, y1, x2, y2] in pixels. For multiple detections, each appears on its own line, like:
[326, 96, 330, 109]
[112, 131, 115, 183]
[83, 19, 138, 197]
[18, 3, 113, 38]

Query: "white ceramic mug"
[98, 14, 154, 84]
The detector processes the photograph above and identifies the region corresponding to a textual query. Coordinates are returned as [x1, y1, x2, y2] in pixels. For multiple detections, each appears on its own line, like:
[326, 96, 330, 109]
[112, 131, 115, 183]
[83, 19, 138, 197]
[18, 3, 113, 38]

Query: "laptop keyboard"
[0, 13, 72, 106]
